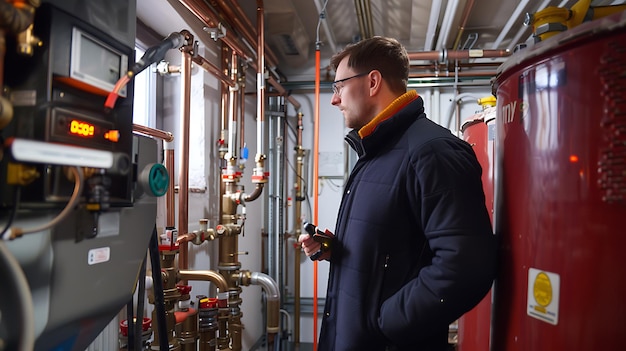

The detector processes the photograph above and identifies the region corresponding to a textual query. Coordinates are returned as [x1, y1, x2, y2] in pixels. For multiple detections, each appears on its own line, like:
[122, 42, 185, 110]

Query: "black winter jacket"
[318, 91, 496, 351]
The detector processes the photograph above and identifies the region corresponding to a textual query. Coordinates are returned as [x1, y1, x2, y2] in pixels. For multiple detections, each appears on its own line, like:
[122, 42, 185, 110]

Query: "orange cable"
[313, 47, 321, 351]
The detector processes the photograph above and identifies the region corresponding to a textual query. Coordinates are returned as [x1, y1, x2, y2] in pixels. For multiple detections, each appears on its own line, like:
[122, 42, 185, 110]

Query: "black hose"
[134, 256, 147, 351]
[148, 225, 169, 351]
[125, 299, 135, 349]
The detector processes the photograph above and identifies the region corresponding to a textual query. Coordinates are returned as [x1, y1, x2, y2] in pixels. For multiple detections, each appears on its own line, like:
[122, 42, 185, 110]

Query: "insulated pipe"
[228, 49, 238, 158]
[424, 0, 443, 51]
[239, 69, 246, 154]
[436, 0, 460, 50]
[177, 48, 193, 279]
[0, 241, 34, 351]
[256, 0, 266, 158]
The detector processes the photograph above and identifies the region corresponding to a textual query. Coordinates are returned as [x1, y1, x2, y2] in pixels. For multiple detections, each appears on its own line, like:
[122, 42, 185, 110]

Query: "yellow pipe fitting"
[6, 162, 39, 185]
[590, 5, 626, 20]
[567, 0, 592, 28]
[531, 6, 570, 41]
[478, 96, 496, 110]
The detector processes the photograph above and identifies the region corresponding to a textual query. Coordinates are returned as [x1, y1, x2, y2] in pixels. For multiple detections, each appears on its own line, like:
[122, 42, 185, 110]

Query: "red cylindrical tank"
[459, 105, 496, 351]
[492, 12, 626, 351]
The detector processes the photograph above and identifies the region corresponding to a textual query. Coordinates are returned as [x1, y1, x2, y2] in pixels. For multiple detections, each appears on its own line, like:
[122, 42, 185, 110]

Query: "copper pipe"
[214, 0, 280, 66]
[191, 54, 236, 87]
[178, 270, 229, 293]
[133, 123, 174, 142]
[411, 61, 503, 70]
[177, 48, 193, 279]
[408, 49, 510, 61]
[177, 0, 301, 111]
[165, 147, 176, 228]
[268, 76, 302, 110]
[410, 70, 497, 78]
[452, 0, 476, 50]
[177, 0, 254, 61]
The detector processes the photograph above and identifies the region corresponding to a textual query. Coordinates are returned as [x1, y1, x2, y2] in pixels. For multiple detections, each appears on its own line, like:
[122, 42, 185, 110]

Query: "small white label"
[88, 247, 111, 265]
[527, 267, 560, 325]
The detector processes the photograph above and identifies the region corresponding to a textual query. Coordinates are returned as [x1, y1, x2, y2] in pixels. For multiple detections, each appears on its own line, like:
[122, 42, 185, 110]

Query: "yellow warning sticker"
[527, 268, 560, 325]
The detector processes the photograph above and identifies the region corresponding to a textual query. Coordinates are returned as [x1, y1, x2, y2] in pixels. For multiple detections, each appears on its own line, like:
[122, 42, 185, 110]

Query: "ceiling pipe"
[363, 0, 374, 39]
[490, 0, 530, 49]
[177, 0, 254, 60]
[412, 61, 503, 71]
[424, 0, 443, 50]
[408, 49, 511, 62]
[354, 0, 368, 39]
[435, 0, 460, 50]
[410, 70, 497, 78]
[214, 0, 280, 67]
[176, 0, 301, 110]
[452, 0, 476, 50]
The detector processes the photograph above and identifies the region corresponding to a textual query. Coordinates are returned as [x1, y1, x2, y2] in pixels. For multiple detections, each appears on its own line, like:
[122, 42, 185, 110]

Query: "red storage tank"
[491, 12, 626, 351]
[459, 102, 496, 351]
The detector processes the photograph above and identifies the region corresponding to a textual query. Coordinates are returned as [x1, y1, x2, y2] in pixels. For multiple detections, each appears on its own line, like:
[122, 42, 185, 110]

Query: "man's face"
[330, 57, 371, 130]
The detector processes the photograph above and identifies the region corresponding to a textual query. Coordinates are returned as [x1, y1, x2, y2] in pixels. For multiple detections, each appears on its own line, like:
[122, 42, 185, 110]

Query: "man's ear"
[368, 70, 383, 96]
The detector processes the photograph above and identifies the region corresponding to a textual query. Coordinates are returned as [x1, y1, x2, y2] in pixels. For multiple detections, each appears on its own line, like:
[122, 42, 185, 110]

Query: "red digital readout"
[69, 119, 95, 137]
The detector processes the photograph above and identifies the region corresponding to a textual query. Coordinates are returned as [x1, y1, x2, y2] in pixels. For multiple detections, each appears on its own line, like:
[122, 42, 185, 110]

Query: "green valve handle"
[140, 163, 169, 197]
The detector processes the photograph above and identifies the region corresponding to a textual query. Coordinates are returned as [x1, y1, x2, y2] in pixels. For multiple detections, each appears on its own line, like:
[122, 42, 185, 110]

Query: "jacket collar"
[345, 91, 424, 158]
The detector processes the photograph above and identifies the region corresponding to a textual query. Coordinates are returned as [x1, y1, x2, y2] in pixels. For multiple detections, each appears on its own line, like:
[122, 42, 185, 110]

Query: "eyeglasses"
[331, 72, 368, 96]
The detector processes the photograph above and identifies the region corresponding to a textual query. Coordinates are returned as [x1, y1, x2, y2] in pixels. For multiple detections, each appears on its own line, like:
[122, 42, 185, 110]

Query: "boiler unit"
[491, 11, 626, 351]
[458, 101, 496, 351]
[0, 1, 168, 350]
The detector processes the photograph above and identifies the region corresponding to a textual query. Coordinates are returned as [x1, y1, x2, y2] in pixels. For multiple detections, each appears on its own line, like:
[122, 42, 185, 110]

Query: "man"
[299, 36, 496, 351]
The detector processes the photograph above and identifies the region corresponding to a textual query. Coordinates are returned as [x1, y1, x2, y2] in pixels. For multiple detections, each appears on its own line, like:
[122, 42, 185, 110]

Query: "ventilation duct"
[265, 11, 311, 67]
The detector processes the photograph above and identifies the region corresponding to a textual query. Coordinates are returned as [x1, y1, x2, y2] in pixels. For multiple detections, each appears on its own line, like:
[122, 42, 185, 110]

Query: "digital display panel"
[69, 119, 96, 137]
[51, 108, 115, 147]
[70, 28, 128, 96]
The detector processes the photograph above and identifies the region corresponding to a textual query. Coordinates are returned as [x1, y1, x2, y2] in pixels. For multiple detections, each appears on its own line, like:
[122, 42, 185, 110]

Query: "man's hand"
[299, 223, 334, 261]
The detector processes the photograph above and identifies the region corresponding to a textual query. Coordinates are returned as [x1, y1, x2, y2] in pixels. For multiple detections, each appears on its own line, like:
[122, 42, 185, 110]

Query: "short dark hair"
[330, 36, 409, 94]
